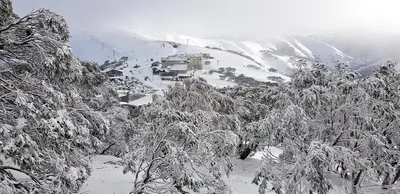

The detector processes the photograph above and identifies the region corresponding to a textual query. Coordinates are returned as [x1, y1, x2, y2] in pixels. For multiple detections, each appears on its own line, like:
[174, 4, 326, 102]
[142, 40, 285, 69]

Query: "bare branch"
[0, 13, 33, 34]
[0, 165, 41, 184]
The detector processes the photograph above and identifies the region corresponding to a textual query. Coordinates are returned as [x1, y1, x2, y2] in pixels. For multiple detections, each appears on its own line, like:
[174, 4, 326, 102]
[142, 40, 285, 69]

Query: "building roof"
[177, 73, 193, 77]
[161, 71, 178, 77]
[170, 64, 188, 71]
[105, 69, 123, 73]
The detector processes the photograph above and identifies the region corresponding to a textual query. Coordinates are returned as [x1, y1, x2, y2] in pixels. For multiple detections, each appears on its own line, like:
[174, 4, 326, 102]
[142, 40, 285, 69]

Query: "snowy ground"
[79, 152, 400, 194]
[79, 149, 400, 194]
[79, 154, 267, 194]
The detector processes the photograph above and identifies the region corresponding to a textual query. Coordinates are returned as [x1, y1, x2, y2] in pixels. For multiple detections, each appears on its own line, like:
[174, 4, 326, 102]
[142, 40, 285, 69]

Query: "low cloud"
[13, 0, 400, 39]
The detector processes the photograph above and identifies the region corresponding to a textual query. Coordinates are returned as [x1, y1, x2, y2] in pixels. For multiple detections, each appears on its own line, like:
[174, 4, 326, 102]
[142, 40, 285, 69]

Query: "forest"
[2, 0, 400, 193]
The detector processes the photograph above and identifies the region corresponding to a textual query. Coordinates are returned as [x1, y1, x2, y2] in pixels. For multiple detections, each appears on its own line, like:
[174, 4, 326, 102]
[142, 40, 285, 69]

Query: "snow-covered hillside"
[69, 30, 118, 63]
[69, 30, 289, 93]
[135, 31, 360, 72]
[71, 29, 397, 105]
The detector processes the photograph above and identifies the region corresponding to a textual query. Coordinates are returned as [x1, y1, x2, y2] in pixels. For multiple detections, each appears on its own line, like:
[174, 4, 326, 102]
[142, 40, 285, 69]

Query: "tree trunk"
[239, 147, 252, 160]
[239, 143, 258, 160]
[100, 142, 116, 155]
[392, 166, 400, 184]
[175, 185, 189, 194]
[382, 172, 391, 189]
[271, 187, 283, 194]
[351, 170, 363, 194]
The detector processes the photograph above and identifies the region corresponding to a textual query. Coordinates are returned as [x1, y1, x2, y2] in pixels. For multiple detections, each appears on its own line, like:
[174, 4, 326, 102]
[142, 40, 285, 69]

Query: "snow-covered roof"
[170, 64, 188, 71]
[177, 73, 193, 77]
[161, 76, 175, 79]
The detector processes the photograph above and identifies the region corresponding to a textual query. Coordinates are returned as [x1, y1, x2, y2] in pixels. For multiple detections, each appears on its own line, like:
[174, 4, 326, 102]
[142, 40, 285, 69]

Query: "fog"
[13, 0, 400, 40]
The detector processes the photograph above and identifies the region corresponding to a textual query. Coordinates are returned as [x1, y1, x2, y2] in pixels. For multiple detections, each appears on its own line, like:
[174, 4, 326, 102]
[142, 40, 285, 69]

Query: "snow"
[1, 154, 30, 181]
[80, 151, 400, 194]
[177, 73, 193, 77]
[293, 38, 314, 59]
[278, 38, 309, 58]
[137, 31, 272, 67]
[120, 94, 154, 106]
[69, 30, 119, 64]
[133, 30, 364, 74]
[252, 146, 283, 160]
[161, 56, 188, 62]
[70, 29, 289, 93]
[293, 35, 355, 66]
[65, 29, 400, 194]
[170, 64, 188, 71]
[70, 29, 360, 90]
[79, 155, 135, 194]
[79, 150, 274, 194]
[174, 44, 290, 83]
[198, 73, 237, 88]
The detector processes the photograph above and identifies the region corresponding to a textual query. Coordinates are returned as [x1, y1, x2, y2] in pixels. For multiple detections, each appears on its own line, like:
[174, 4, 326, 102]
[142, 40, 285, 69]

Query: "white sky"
[13, 0, 400, 39]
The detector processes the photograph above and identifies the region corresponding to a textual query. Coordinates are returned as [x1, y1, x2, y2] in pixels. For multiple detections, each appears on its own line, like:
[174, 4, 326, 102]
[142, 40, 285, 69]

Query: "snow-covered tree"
[123, 79, 239, 194]
[0, 1, 130, 193]
[252, 62, 400, 194]
[218, 82, 290, 159]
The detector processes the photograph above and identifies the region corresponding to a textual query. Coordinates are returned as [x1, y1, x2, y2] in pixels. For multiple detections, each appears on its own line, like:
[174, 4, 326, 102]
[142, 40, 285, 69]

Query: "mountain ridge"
[69, 29, 396, 83]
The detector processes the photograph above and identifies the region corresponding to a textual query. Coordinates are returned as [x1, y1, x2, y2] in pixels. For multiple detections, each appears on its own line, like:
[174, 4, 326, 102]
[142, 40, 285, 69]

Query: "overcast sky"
[12, 0, 400, 39]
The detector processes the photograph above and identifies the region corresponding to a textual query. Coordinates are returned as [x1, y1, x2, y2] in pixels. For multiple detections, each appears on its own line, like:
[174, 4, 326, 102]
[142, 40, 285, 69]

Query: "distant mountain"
[310, 32, 400, 75]
[135, 31, 363, 74]
[69, 29, 289, 90]
[69, 29, 398, 86]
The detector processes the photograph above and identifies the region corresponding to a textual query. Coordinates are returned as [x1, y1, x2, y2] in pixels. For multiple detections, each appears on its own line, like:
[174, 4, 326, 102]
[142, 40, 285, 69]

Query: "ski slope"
[69, 29, 289, 92]
[292, 35, 357, 65]
[135, 31, 358, 71]
[69, 30, 118, 63]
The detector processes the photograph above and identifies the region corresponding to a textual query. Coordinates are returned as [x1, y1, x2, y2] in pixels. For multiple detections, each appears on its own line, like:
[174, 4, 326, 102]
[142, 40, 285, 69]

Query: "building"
[160, 71, 178, 80]
[120, 91, 130, 103]
[161, 53, 205, 70]
[202, 53, 211, 59]
[177, 72, 194, 80]
[151, 61, 161, 67]
[188, 55, 203, 70]
[169, 64, 188, 74]
[161, 56, 188, 68]
[105, 69, 123, 77]
[109, 77, 124, 82]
